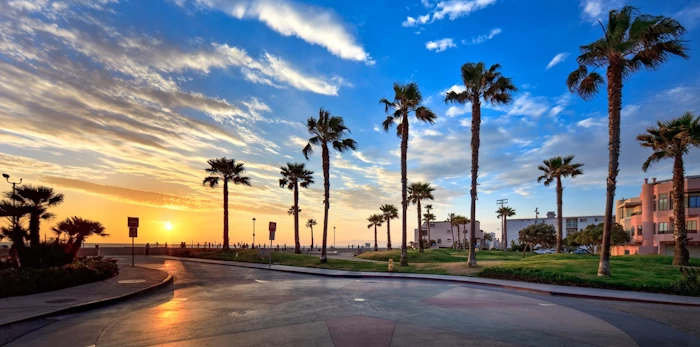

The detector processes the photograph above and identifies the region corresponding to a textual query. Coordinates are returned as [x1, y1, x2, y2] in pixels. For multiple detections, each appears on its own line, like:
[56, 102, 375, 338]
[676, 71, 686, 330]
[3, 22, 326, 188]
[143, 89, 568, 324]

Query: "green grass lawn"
[357, 248, 532, 263]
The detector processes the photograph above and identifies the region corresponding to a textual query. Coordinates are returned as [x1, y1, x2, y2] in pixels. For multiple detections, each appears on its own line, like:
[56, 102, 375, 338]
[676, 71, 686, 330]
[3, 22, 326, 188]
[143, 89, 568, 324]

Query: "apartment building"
[504, 212, 605, 246]
[414, 220, 482, 248]
[614, 175, 700, 257]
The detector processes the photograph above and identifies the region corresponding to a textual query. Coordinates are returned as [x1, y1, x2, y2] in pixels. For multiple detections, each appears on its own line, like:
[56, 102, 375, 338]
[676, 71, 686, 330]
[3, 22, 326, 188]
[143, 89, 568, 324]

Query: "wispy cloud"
[403, 0, 498, 27]
[675, 2, 700, 29]
[546, 52, 570, 70]
[463, 28, 502, 45]
[579, 0, 624, 23]
[425, 38, 457, 52]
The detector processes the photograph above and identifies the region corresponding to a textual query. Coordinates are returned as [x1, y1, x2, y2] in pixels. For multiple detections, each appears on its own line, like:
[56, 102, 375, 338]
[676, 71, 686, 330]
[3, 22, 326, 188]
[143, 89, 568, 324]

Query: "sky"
[1, 0, 700, 247]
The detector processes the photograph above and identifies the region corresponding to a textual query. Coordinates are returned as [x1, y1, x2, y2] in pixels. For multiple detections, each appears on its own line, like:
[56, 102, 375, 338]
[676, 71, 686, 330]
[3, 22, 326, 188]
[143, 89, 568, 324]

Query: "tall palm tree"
[447, 213, 457, 249]
[11, 185, 64, 247]
[306, 219, 317, 249]
[379, 204, 398, 250]
[203, 157, 251, 250]
[446, 62, 517, 267]
[496, 206, 516, 251]
[367, 214, 384, 251]
[637, 112, 700, 266]
[566, 6, 688, 276]
[52, 216, 108, 257]
[408, 182, 435, 253]
[423, 212, 436, 248]
[303, 108, 357, 263]
[381, 83, 436, 265]
[537, 156, 584, 253]
[425, 204, 434, 248]
[280, 163, 314, 254]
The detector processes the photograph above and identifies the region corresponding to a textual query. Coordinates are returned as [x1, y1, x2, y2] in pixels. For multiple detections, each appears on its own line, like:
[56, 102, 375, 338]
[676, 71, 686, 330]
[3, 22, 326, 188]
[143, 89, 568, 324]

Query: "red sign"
[129, 227, 138, 238]
[268, 222, 276, 232]
[128, 217, 139, 228]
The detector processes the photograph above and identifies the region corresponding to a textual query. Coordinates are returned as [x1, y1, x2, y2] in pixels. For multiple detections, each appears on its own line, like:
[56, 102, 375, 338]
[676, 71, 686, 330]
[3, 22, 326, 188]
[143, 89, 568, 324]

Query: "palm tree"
[379, 204, 398, 250]
[447, 213, 457, 249]
[425, 204, 434, 248]
[537, 156, 584, 253]
[637, 113, 700, 266]
[52, 216, 108, 257]
[381, 83, 436, 265]
[287, 205, 302, 215]
[280, 163, 314, 254]
[11, 185, 64, 247]
[566, 6, 688, 276]
[306, 219, 317, 249]
[203, 157, 251, 250]
[367, 214, 384, 251]
[303, 108, 357, 263]
[446, 62, 517, 267]
[408, 182, 435, 253]
[452, 215, 468, 250]
[423, 212, 436, 248]
[496, 206, 516, 251]
[482, 232, 493, 250]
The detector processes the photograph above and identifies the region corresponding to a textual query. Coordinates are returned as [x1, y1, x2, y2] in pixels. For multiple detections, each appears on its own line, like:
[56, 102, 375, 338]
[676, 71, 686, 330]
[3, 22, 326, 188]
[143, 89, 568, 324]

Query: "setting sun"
[164, 222, 173, 231]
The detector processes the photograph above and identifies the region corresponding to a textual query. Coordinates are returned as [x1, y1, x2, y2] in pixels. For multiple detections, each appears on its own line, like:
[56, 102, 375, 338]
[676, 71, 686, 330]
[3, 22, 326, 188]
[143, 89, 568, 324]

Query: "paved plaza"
[3, 256, 700, 346]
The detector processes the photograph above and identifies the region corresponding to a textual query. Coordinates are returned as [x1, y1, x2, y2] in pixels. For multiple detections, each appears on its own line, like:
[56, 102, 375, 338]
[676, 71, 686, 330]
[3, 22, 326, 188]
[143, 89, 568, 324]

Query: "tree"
[569, 223, 629, 254]
[446, 62, 516, 267]
[408, 182, 435, 253]
[447, 213, 457, 249]
[537, 156, 584, 253]
[280, 163, 314, 254]
[425, 204, 434, 247]
[203, 157, 251, 250]
[496, 206, 516, 251]
[637, 113, 700, 265]
[482, 232, 493, 250]
[52, 216, 108, 257]
[303, 108, 357, 263]
[381, 83, 436, 265]
[379, 204, 398, 250]
[566, 6, 688, 276]
[367, 214, 384, 251]
[452, 215, 468, 250]
[10, 185, 64, 247]
[518, 224, 556, 258]
[306, 219, 317, 249]
[423, 212, 436, 248]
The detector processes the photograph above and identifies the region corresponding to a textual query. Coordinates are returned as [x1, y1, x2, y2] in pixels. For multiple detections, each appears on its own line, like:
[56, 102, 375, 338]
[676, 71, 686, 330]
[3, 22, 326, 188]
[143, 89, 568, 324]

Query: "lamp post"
[333, 226, 336, 249]
[252, 217, 256, 247]
[3, 173, 22, 229]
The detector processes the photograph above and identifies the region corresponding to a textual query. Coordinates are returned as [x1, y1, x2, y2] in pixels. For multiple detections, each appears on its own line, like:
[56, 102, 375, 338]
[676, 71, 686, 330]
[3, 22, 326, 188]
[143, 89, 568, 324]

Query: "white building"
[414, 220, 482, 248]
[503, 212, 604, 246]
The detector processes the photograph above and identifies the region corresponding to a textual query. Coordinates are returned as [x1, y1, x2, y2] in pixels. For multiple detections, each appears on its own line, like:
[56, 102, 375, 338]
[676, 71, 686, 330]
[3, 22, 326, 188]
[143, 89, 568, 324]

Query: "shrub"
[17, 242, 74, 269]
[0, 256, 119, 297]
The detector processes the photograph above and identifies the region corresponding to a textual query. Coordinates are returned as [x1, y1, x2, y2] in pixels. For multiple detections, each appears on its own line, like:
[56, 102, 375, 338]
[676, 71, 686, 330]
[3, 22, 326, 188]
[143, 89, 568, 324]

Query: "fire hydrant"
[388, 258, 394, 272]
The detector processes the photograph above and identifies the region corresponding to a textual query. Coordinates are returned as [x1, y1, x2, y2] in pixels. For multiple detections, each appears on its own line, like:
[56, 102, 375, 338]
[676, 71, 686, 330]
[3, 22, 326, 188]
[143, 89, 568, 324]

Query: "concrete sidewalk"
[0, 263, 172, 327]
[159, 255, 700, 307]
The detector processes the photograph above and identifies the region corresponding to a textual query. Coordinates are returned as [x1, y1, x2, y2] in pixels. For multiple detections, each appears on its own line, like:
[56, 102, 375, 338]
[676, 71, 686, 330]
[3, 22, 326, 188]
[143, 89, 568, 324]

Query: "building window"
[658, 222, 668, 234]
[438, 239, 442, 244]
[689, 196, 700, 208]
[653, 196, 656, 211]
[566, 218, 577, 228]
[579, 218, 587, 222]
[629, 227, 635, 238]
[658, 194, 668, 211]
[637, 225, 642, 236]
[688, 221, 697, 233]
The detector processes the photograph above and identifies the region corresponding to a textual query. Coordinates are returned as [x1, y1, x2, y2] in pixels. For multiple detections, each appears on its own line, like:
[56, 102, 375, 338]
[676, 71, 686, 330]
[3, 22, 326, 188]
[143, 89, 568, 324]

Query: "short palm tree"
[380, 83, 436, 265]
[566, 6, 688, 276]
[425, 204, 434, 247]
[280, 163, 314, 254]
[496, 206, 516, 251]
[452, 215, 468, 250]
[379, 204, 398, 250]
[446, 62, 516, 267]
[367, 214, 384, 251]
[52, 216, 108, 257]
[447, 213, 457, 249]
[637, 112, 700, 266]
[537, 156, 584, 253]
[423, 212, 436, 248]
[303, 108, 357, 263]
[306, 219, 317, 249]
[203, 157, 251, 250]
[11, 185, 64, 247]
[408, 182, 435, 253]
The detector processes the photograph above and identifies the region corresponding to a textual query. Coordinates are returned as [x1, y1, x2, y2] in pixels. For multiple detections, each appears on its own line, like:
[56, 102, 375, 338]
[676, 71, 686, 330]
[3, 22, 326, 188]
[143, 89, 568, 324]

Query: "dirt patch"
[413, 261, 506, 276]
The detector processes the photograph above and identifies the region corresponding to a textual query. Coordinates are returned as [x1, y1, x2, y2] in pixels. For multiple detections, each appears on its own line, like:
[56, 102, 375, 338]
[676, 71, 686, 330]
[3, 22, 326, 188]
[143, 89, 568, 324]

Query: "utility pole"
[3, 173, 22, 230]
[252, 217, 256, 247]
[534, 207, 539, 224]
[497, 199, 508, 250]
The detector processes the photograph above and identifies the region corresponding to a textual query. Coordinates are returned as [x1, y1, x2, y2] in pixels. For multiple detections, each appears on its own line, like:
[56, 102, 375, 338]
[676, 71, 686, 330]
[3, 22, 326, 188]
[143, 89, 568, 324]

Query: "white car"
[533, 248, 554, 254]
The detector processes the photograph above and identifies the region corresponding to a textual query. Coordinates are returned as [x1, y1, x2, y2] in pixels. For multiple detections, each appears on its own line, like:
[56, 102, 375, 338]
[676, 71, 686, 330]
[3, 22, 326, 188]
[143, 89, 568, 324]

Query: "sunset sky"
[1, 0, 700, 246]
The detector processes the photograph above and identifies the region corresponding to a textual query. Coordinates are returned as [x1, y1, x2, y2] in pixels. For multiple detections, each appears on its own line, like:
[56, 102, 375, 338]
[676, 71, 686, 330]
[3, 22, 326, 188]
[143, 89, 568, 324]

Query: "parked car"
[533, 248, 554, 254]
[569, 249, 589, 254]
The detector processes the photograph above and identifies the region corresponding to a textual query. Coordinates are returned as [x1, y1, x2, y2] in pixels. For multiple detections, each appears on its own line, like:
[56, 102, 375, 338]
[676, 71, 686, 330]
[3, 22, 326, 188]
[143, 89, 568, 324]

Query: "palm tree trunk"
[294, 183, 301, 254]
[468, 100, 480, 267]
[386, 218, 391, 250]
[374, 225, 378, 251]
[29, 213, 40, 247]
[598, 64, 622, 276]
[427, 219, 431, 249]
[400, 115, 409, 266]
[450, 224, 455, 250]
[321, 144, 330, 263]
[417, 200, 424, 253]
[456, 225, 461, 250]
[223, 180, 229, 250]
[672, 154, 689, 265]
[503, 216, 508, 251]
[310, 226, 314, 249]
[556, 177, 563, 253]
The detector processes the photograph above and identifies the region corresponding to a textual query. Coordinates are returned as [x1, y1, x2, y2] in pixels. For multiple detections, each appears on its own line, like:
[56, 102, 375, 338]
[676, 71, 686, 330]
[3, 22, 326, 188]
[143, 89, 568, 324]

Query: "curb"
[169, 256, 700, 307]
[0, 268, 174, 329]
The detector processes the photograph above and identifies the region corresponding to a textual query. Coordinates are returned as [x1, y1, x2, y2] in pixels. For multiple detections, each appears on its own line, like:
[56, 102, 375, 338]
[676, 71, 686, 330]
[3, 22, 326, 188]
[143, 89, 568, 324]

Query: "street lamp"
[3, 173, 22, 229]
[333, 226, 336, 249]
[252, 217, 256, 247]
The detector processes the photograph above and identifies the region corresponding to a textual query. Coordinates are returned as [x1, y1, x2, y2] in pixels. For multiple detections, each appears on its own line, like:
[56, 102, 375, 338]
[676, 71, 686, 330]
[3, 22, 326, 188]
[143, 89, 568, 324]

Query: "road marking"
[118, 279, 146, 284]
[538, 303, 556, 306]
[255, 279, 270, 283]
[354, 298, 365, 302]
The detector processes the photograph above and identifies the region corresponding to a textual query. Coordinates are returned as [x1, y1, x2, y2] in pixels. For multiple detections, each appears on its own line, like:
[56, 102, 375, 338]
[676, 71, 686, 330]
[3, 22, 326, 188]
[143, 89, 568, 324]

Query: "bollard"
[388, 258, 394, 272]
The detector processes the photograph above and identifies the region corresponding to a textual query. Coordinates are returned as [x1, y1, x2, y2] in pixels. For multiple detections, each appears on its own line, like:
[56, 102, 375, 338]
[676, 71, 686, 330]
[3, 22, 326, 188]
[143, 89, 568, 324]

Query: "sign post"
[128, 217, 139, 267]
[268, 222, 276, 269]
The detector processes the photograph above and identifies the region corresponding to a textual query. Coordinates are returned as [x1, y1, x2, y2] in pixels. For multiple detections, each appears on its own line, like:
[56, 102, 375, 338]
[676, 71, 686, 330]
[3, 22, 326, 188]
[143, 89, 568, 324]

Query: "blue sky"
[0, 0, 699, 245]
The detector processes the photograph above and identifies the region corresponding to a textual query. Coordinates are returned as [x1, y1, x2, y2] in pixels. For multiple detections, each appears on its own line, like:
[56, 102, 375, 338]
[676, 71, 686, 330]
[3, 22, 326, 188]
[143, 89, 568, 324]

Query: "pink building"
[614, 175, 700, 257]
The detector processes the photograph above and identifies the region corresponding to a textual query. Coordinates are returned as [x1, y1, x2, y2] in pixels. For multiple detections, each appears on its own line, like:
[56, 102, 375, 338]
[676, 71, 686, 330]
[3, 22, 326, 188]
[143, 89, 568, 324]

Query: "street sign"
[129, 227, 138, 238]
[128, 217, 139, 228]
[268, 222, 276, 241]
